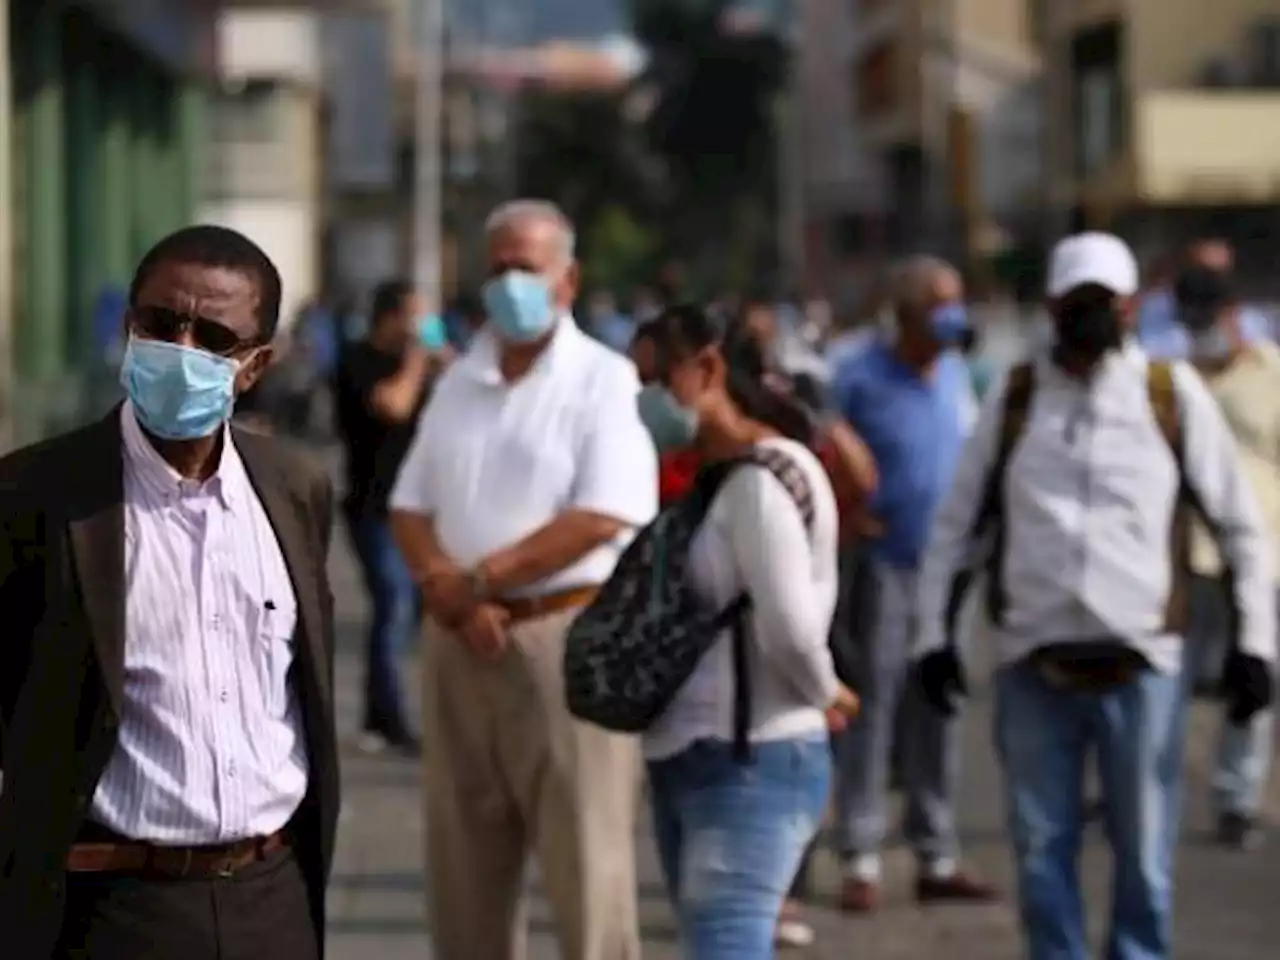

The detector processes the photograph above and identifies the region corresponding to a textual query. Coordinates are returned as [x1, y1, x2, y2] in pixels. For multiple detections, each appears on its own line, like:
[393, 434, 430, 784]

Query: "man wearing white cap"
[912, 232, 1276, 959]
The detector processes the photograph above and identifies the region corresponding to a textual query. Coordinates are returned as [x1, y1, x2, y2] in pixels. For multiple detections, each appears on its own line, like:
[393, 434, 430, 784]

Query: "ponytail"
[720, 320, 815, 446]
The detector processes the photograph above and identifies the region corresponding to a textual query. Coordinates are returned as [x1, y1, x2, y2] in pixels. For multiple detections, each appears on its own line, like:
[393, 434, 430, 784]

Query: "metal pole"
[413, 0, 443, 309]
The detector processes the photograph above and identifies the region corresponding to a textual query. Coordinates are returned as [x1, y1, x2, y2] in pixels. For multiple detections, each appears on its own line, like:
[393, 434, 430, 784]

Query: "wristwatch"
[466, 566, 493, 603]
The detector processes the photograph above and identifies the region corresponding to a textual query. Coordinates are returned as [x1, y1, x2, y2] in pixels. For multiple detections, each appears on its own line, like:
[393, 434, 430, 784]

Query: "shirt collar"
[456, 314, 581, 386]
[120, 402, 245, 511]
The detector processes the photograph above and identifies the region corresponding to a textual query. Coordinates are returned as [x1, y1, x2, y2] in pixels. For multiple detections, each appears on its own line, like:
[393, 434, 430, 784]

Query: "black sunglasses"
[130, 305, 259, 356]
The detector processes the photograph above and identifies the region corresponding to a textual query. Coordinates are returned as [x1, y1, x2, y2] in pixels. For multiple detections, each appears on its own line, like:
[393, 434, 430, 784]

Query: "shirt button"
[219, 690, 229, 703]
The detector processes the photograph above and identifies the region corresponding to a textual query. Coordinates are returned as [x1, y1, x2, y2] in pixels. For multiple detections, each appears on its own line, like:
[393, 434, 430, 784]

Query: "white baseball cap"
[1046, 232, 1139, 298]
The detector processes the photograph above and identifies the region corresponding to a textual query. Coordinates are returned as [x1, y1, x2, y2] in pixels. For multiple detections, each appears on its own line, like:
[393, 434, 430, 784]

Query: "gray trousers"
[834, 562, 960, 863]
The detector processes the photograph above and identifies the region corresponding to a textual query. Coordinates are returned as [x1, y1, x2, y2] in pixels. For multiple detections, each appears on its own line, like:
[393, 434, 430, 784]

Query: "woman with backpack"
[633, 304, 859, 958]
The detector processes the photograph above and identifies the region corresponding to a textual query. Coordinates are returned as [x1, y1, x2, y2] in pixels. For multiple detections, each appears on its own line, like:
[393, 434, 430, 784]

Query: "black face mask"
[1055, 302, 1122, 359]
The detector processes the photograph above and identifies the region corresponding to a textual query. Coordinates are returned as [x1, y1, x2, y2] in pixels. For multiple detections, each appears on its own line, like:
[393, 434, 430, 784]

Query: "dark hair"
[1174, 264, 1237, 312]
[129, 224, 283, 340]
[370, 279, 416, 325]
[647, 303, 814, 445]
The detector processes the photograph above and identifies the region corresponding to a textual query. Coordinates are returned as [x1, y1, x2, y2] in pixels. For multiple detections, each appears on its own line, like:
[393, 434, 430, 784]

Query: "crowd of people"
[0, 202, 1275, 960]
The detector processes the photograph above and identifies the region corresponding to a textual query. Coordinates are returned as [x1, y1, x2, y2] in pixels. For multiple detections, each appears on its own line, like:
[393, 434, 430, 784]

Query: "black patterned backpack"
[563, 446, 815, 762]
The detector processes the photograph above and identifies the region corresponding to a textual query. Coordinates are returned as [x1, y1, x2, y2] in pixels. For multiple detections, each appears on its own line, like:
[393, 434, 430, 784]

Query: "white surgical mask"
[1191, 326, 1233, 361]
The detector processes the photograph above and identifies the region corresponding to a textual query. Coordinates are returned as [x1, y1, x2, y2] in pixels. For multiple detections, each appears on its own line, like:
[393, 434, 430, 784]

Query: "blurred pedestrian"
[830, 255, 995, 913]
[335, 278, 443, 754]
[1174, 262, 1280, 850]
[915, 232, 1275, 960]
[585, 288, 634, 353]
[0, 225, 340, 959]
[390, 200, 657, 960]
[1138, 238, 1271, 359]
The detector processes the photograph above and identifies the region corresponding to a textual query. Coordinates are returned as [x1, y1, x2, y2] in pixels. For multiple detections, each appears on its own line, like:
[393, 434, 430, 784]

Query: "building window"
[1071, 22, 1125, 177]
[855, 41, 898, 118]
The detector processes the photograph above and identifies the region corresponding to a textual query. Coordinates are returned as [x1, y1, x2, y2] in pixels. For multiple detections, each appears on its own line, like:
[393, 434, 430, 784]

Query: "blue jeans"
[648, 737, 830, 959]
[1187, 575, 1276, 817]
[994, 660, 1184, 960]
[347, 509, 417, 736]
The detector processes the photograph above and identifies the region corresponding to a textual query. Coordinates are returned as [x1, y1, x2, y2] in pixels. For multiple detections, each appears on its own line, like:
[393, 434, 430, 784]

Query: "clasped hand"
[423, 567, 509, 661]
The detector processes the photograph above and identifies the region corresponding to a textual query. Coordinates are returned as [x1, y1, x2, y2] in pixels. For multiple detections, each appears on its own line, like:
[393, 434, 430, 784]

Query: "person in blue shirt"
[829, 255, 996, 913]
[1138, 239, 1273, 359]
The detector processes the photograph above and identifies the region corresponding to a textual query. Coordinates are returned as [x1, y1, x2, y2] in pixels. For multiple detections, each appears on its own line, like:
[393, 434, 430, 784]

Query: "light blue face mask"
[637, 384, 700, 452]
[929, 302, 970, 344]
[418, 313, 448, 349]
[482, 270, 556, 342]
[120, 337, 241, 440]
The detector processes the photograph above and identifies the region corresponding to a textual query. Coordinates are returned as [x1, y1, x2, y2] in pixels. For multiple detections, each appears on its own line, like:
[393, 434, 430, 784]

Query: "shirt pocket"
[255, 595, 298, 718]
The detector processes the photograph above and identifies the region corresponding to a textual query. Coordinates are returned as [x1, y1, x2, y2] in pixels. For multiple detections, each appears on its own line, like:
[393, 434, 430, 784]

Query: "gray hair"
[890, 255, 958, 311]
[484, 199, 577, 265]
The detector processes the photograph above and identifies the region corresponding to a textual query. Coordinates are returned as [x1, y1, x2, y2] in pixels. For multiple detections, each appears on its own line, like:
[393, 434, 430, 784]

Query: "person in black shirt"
[335, 278, 441, 753]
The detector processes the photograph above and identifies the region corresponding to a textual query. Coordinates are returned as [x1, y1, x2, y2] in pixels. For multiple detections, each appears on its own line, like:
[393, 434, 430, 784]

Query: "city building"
[204, 8, 325, 331]
[2, 0, 218, 446]
[1038, 0, 1280, 282]
[848, 0, 1043, 267]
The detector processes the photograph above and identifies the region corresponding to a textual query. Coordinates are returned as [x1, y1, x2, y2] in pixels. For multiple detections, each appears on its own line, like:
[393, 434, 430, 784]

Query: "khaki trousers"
[422, 608, 641, 960]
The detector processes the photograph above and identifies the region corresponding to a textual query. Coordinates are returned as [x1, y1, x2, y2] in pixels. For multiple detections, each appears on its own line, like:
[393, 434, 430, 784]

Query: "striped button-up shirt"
[90, 404, 308, 843]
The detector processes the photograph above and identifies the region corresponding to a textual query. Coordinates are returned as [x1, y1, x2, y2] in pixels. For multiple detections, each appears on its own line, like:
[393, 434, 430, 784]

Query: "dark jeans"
[346, 505, 417, 737]
[54, 848, 318, 960]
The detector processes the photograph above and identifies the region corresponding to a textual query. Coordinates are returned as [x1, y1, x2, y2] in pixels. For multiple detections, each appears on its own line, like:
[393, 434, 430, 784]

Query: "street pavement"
[322, 514, 1280, 959]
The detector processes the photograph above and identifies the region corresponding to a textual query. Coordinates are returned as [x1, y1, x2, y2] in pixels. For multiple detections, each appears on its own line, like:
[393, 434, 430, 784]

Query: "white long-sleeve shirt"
[915, 344, 1276, 672]
[644, 437, 842, 760]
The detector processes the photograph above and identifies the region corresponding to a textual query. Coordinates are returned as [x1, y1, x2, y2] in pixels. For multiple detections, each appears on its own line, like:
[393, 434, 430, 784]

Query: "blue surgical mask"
[637, 384, 699, 452]
[930, 302, 969, 344]
[482, 270, 556, 342]
[418, 313, 448, 349]
[120, 337, 241, 440]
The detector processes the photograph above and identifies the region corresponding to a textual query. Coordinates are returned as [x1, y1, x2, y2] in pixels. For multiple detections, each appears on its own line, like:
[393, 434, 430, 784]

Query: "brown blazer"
[0, 408, 340, 959]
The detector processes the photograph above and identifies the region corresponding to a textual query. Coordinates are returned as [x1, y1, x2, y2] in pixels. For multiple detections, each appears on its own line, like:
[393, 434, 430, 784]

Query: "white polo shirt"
[389, 316, 659, 596]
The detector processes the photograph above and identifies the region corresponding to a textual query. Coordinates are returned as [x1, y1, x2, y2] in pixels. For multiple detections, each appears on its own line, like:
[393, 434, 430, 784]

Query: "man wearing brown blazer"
[0, 225, 339, 960]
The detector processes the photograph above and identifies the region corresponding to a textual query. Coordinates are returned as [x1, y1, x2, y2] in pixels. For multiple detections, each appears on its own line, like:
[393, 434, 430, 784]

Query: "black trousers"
[54, 847, 319, 960]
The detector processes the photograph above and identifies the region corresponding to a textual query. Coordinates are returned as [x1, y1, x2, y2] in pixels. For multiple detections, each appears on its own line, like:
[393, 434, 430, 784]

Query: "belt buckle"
[176, 848, 195, 878]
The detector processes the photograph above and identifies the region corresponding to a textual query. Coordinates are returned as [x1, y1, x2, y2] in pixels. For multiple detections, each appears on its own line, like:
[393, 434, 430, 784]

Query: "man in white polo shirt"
[390, 199, 657, 960]
[914, 232, 1275, 960]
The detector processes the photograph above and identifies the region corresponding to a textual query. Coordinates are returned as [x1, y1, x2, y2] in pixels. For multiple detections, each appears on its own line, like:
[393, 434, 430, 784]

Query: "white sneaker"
[775, 917, 815, 949]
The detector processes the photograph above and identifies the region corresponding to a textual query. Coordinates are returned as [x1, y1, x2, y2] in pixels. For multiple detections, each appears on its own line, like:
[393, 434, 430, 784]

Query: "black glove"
[1221, 650, 1274, 726]
[916, 648, 967, 716]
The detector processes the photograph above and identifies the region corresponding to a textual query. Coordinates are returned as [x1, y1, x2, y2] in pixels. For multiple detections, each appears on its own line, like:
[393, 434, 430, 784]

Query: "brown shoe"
[839, 876, 881, 913]
[915, 869, 997, 904]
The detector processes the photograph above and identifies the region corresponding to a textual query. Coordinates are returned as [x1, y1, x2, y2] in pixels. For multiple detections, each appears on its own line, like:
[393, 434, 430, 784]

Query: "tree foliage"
[514, 88, 659, 236]
[630, 0, 787, 196]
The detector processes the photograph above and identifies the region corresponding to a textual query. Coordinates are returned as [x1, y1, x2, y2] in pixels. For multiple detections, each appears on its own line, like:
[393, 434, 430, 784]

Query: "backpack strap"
[1147, 361, 1195, 632]
[706, 445, 818, 764]
[979, 361, 1035, 628]
[745, 445, 816, 532]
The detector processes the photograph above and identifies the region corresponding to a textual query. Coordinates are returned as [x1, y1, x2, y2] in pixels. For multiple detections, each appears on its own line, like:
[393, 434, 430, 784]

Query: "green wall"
[8, 0, 208, 442]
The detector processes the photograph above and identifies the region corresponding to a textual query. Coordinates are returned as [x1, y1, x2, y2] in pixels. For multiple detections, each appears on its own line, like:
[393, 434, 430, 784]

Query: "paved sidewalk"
[323, 534, 1280, 959]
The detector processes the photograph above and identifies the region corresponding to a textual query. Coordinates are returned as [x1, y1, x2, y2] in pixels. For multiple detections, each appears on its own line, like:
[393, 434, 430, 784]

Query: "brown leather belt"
[66, 829, 291, 879]
[498, 586, 599, 624]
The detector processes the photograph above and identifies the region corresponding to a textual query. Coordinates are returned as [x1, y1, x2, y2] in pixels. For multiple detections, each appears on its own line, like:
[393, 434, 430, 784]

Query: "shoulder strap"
[744, 445, 816, 533]
[1146, 360, 1196, 632]
[1146, 361, 1182, 464]
[980, 361, 1035, 626]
